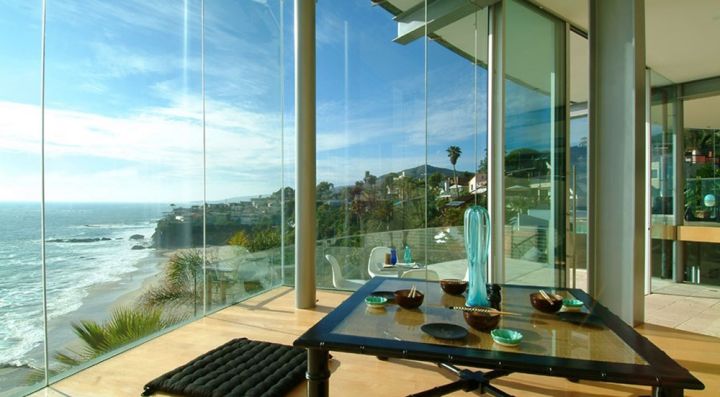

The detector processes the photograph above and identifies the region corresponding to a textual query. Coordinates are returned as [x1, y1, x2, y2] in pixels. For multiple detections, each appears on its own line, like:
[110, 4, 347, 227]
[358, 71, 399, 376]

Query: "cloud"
[0, 97, 286, 202]
[89, 42, 179, 78]
[316, 5, 347, 47]
[45, 1, 197, 35]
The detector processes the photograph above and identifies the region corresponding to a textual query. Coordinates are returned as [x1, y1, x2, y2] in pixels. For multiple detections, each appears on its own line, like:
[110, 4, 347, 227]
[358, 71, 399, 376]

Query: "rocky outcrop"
[129, 234, 145, 240]
[47, 237, 112, 243]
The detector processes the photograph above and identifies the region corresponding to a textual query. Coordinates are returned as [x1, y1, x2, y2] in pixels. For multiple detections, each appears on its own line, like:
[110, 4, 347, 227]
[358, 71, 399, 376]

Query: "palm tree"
[446, 145, 462, 198]
[141, 249, 206, 315]
[54, 307, 186, 367]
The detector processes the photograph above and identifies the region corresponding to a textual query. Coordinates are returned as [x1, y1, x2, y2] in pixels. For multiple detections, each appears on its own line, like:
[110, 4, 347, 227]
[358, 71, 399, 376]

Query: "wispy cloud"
[0, 96, 285, 202]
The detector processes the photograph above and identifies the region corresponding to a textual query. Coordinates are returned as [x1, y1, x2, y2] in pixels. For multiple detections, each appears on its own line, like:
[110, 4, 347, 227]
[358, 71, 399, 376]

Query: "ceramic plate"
[421, 323, 468, 340]
[491, 329, 523, 347]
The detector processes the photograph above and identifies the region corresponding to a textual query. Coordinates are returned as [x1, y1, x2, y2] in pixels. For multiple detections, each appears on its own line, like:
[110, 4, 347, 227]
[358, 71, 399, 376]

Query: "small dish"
[421, 323, 468, 340]
[562, 298, 583, 311]
[365, 296, 388, 310]
[491, 329, 523, 347]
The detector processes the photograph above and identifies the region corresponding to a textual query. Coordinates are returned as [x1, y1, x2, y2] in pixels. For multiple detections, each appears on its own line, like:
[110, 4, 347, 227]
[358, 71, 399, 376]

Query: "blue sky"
[0, 0, 577, 203]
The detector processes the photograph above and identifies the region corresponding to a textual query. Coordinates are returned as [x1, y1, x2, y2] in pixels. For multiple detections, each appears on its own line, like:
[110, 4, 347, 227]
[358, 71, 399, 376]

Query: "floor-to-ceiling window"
[0, 2, 44, 394]
[313, 0, 426, 288]
[568, 30, 589, 291]
[427, 7, 489, 279]
[681, 94, 720, 287]
[649, 74, 678, 289]
[0, 1, 286, 395]
[503, 0, 567, 287]
[314, 0, 489, 289]
[204, 0, 285, 310]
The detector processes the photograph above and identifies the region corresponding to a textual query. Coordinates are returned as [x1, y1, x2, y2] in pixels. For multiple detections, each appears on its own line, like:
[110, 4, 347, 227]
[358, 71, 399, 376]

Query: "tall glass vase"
[464, 205, 490, 307]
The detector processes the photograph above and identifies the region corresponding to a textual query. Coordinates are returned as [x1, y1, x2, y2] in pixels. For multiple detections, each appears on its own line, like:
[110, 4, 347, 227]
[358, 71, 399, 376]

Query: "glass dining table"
[294, 277, 704, 396]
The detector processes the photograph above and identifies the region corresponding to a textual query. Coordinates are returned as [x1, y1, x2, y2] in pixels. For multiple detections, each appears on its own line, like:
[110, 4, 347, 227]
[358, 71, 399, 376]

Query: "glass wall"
[683, 96, 720, 225]
[648, 73, 720, 291]
[0, 1, 45, 394]
[204, 0, 285, 310]
[681, 94, 720, 287]
[568, 30, 589, 291]
[427, 8, 489, 279]
[503, 0, 567, 287]
[314, 0, 489, 289]
[313, 0, 427, 288]
[649, 79, 678, 284]
[0, 1, 285, 395]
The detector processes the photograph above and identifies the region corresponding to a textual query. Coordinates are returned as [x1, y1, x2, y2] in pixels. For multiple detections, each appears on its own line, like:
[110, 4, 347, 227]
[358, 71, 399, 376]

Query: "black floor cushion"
[142, 338, 307, 397]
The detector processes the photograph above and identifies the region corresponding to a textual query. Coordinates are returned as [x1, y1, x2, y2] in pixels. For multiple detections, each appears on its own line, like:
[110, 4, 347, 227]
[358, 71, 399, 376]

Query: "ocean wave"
[0, 310, 45, 367]
[0, 223, 160, 366]
[72, 223, 156, 230]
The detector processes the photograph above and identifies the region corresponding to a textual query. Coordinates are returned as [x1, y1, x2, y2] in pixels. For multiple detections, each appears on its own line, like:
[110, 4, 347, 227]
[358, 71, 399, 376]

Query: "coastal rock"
[129, 234, 145, 240]
[131, 245, 146, 250]
[47, 237, 111, 243]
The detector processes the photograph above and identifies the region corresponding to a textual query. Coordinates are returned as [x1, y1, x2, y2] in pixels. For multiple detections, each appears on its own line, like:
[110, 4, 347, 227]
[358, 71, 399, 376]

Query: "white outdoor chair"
[367, 246, 394, 278]
[400, 269, 440, 281]
[326, 254, 364, 291]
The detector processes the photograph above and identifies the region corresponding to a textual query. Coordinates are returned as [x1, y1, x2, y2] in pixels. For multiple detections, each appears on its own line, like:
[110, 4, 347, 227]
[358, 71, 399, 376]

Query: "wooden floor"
[31, 287, 720, 397]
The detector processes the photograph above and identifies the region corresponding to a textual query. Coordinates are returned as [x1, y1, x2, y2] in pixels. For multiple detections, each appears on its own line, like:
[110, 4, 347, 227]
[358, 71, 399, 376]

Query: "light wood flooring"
[30, 287, 720, 397]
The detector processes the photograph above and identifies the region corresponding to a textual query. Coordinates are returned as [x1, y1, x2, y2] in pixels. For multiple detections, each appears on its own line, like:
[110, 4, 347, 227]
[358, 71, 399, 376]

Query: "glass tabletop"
[296, 277, 703, 391]
[332, 278, 646, 365]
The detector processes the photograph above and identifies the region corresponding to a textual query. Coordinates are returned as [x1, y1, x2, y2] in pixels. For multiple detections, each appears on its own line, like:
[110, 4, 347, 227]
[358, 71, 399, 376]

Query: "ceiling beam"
[680, 75, 720, 100]
[394, 0, 499, 45]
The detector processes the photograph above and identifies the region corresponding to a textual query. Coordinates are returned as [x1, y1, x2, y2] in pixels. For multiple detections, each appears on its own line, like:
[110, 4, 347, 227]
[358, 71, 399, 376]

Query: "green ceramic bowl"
[491, 329, 523, 347]
[365, 296, 388, 309]
[562, 298, 584, 311]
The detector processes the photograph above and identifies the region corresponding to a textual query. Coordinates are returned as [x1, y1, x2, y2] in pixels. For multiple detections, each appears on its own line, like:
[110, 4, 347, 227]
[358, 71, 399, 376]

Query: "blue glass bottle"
[464, 205, 490, 307]
[390, 247, 397, 265]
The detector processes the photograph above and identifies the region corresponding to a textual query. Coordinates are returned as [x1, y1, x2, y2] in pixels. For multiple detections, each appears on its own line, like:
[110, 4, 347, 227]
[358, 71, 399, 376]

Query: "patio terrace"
[30, 286, 720, 397]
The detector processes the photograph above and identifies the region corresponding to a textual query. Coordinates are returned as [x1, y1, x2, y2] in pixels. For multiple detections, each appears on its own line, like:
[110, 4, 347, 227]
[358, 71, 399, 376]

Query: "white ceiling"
[380, 0, 720, 110]
[535, 0, 720, 85]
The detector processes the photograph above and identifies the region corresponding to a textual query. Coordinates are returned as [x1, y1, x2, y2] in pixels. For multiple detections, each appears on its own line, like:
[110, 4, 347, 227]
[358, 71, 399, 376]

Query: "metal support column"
[588, 0, 646, 325]
[295, 0, 317, 309]
[673, 86, 685, 283]
[644, 68, 652, 295]
[487, 2, 505, 284]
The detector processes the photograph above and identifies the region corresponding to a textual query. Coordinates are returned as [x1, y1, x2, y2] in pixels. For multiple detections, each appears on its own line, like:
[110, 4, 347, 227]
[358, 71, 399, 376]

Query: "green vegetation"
[55, 307, 184, 367]
[140, 250, 206, 312]
[446, 145, 462, 198]
[228, 228, 281, 252]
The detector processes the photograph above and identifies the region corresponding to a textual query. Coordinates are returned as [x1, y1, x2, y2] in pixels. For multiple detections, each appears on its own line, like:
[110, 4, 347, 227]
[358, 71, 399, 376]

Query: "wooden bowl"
[440, 279, 468, 295]
[394, 289, 424, 309]
[529, 292, 563, 313]
[463, 309, 500, 332]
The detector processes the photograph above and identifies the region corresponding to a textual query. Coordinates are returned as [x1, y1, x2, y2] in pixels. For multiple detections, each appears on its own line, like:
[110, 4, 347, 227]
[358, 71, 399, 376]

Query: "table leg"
[652, 386, 684, 397]
[306, 348, 330, 397]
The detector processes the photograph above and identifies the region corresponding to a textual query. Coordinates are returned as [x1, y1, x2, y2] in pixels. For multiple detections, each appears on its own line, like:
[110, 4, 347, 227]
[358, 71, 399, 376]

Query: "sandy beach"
[44, 249, 171, 367]
[0, 248, 172, 396]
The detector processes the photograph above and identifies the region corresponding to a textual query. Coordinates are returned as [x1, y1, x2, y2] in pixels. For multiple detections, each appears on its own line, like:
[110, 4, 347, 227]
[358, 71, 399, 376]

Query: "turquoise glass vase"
[464, 205, 490, 307]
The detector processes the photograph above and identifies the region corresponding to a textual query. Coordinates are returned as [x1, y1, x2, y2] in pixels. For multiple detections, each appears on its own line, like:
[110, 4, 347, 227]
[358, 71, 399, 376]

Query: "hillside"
[377, 164, 460, 183]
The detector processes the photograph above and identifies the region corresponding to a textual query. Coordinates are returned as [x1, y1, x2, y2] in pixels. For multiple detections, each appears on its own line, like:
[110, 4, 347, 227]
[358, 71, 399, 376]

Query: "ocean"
[0, 202, 169, 369]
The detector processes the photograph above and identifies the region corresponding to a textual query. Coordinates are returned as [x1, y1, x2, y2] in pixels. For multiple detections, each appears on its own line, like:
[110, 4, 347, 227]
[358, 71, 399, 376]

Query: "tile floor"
[647, 278, 720, 337]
